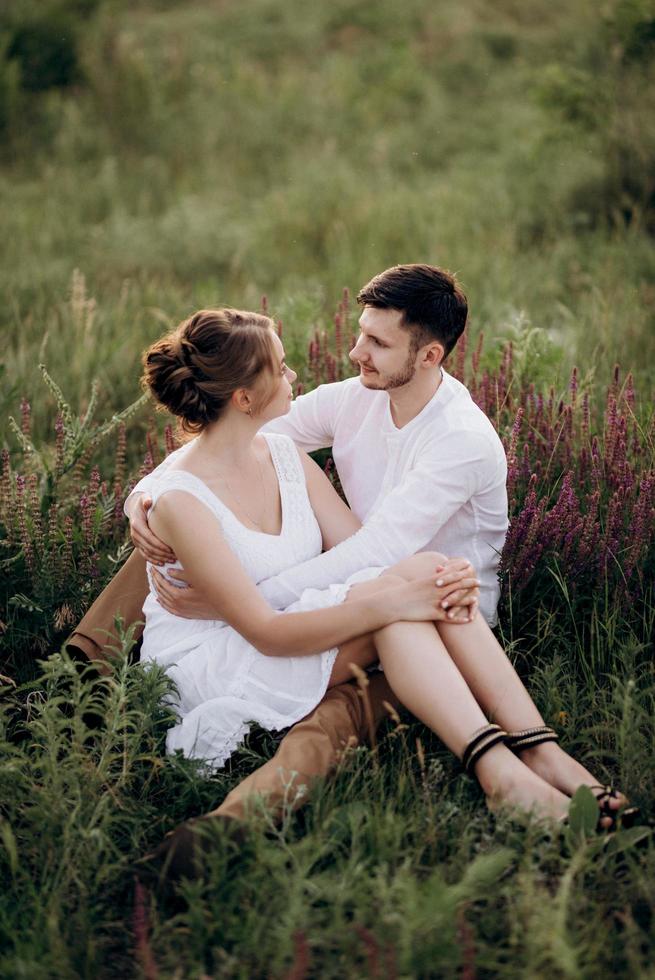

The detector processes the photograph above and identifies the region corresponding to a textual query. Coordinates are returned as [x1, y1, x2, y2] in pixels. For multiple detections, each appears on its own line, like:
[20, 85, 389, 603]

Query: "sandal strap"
[589, 784, 616, 798]
[462, 724, 508, 775]
[589, 785, 621, 824]
[506, 726, 559, 752]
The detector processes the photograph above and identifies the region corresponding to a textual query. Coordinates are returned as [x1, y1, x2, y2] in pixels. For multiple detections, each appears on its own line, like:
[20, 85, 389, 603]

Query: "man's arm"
[263, 381, 344, 451]
[258, 431, 502, 609]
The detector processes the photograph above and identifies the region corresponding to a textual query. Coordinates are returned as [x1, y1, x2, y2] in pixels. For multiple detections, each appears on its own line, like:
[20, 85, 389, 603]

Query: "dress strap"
[148, 470, 225, 520]
[263, 432, 305, 486]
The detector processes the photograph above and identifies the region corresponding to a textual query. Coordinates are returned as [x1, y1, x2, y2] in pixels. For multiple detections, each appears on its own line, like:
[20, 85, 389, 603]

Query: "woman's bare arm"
[147, 452, 364, 621]
[148, 490, 462, 656]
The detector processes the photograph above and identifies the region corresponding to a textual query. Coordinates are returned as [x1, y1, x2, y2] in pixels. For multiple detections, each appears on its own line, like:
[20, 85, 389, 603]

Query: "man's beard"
[376, 353, 417, 391]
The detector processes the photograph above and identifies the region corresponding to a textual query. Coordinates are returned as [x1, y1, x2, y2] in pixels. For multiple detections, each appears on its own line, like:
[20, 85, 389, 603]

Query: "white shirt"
[128, 370, 508, 625]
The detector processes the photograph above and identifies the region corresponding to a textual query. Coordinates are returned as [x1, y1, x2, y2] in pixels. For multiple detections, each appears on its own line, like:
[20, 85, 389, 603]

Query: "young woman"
[140, 308, 625, 826]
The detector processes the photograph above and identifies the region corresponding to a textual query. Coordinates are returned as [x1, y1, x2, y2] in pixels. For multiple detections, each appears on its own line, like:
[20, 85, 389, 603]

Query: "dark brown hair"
[142, 308, 278, 433]
[357, 263, 468, 359]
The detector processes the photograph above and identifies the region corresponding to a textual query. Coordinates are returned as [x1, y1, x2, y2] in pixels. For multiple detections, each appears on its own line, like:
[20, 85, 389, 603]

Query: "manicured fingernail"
[442, 600, 449, 608]
[448, 611, 455, 619]
[436, 579, 443, 586]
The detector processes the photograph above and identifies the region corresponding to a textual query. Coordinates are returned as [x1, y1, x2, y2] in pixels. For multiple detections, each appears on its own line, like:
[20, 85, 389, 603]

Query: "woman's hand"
[435, 559, 480, 622]
[127, 493, 176, 566]
[393, 564, 480, 625]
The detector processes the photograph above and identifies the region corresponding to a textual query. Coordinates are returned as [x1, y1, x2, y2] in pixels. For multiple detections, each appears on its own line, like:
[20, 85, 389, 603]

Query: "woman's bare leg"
[330, 569, 571, 820]
[436, 616, 625, 815]
[372, 619, 570, 820]
[342, 554, 623, 821]
[329, 552, 468, 687]
[327, 578, 396, 687]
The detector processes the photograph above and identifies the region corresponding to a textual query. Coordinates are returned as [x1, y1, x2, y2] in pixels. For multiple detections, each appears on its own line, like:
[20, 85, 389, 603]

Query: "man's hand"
[151, 568, 220, 620]
[435, 558, 480, 623]
[127, 493, 176, 566]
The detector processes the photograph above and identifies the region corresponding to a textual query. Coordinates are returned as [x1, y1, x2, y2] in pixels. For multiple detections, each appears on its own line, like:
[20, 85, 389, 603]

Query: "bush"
[0, 366, 151, 672]
[534, 0, 655, 232]
[0, 34, 21, 138]
[2, 286, 653, 681]
[0, 0, 101, 141]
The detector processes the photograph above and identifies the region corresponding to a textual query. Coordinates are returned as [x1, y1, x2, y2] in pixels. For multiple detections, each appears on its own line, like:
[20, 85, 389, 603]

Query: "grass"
[2, 0, 655, 447]
[1, 637, 654, 979]
[1, 0, 655, 976]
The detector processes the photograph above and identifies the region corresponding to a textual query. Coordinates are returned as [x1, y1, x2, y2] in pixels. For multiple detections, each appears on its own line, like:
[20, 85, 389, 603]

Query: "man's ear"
[421, 342, 445, 369]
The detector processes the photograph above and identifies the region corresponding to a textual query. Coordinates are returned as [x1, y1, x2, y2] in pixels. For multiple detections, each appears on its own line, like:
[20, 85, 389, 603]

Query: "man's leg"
[66, 550, 149, 665]
[150, 674, 398, 880]
[217, 672, 397, 820]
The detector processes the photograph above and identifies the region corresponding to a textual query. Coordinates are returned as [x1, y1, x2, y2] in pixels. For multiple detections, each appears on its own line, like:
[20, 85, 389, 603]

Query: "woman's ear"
[231, 388, 253, 415]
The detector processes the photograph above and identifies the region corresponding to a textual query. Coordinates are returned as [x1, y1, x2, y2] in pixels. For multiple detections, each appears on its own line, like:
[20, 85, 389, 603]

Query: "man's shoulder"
[430, 372, 505, 451]
[440, 370, 477, 409]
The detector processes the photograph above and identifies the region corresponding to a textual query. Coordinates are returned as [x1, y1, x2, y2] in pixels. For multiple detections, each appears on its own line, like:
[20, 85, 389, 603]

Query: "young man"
[70, 264, 507, 865]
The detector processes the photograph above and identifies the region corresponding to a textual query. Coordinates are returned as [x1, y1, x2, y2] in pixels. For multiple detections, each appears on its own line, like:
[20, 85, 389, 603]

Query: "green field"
[1, 1, 654, 977]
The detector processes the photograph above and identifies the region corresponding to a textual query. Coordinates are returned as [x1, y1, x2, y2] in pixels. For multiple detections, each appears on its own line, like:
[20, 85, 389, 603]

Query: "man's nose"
[349, 336, 365, 362]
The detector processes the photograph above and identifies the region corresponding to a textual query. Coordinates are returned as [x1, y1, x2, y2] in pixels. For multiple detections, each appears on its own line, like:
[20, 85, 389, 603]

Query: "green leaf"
[567, 785, 599, 840]
[7, 416, 38, 458]
[604, 826, 652, 856]
[455, 847, 515, 899]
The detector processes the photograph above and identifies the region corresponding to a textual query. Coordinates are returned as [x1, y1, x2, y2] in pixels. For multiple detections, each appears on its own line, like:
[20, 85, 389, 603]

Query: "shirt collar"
[383, 368, 452, 435]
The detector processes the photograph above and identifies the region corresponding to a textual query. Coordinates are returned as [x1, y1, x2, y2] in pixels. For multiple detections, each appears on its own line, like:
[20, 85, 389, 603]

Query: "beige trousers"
[68, 549, 149, 662]
[69, 554, 398, 820]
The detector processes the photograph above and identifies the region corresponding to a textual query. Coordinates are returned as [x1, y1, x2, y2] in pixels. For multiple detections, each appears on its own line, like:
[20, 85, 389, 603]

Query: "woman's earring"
[247, 408, 253, 417]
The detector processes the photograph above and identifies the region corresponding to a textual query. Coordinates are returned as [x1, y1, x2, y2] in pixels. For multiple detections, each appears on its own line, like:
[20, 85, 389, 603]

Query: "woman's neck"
[193, 413, 263, 470]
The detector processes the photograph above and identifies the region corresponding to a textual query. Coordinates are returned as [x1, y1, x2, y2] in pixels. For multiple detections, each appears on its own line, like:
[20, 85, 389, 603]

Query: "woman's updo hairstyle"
[142, 308, 278, 433]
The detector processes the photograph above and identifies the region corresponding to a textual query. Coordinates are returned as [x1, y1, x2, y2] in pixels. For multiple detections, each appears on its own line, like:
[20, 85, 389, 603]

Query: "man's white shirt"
[127, 370, 508, 625]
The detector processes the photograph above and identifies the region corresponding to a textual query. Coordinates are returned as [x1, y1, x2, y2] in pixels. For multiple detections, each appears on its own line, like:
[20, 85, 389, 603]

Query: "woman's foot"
[474, 745, 572, 823]
[517, 742, 627, 829]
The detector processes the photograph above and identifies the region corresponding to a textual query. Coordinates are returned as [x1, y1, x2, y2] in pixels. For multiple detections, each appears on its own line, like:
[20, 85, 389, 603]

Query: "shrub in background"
[2, 288, 653, 680]
[0, 367, 150, 669]
[0, 0, 101, 143]
[535, 0, 655, 232]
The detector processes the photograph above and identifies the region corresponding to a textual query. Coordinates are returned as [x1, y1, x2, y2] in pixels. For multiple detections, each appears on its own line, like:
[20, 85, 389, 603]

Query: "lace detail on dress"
[265, 433, 323, 565]
[265, 432, 305, 484]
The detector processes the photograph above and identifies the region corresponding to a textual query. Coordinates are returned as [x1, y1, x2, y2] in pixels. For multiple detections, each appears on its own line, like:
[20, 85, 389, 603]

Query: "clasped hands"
[128, 493, 480, 624]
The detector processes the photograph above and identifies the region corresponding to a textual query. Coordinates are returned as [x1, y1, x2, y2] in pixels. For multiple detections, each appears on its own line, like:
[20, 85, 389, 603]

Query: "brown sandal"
[461, 723, 509, 775]
[589, 784, 640, 830]
[505, 726, 559, 752]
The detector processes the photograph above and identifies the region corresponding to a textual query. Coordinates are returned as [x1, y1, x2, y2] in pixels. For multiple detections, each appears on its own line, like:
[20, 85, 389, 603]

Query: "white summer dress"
[140, 432, 382, 769]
